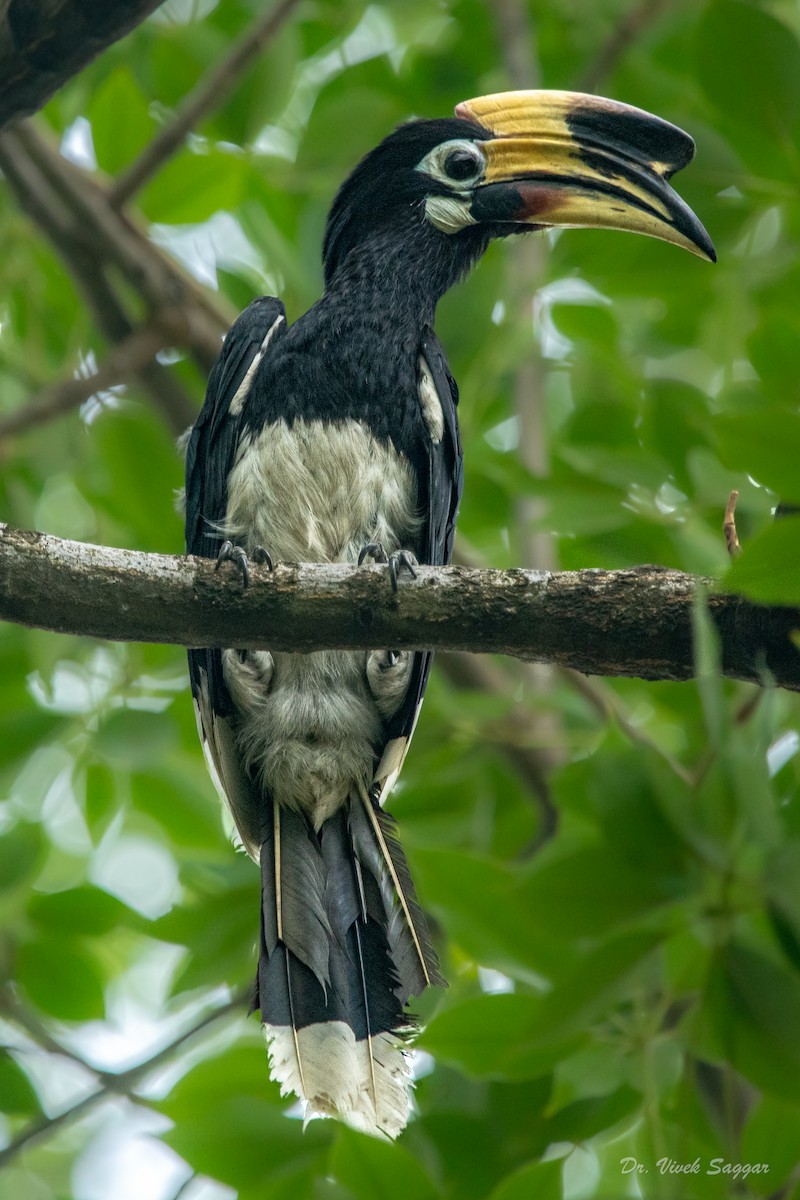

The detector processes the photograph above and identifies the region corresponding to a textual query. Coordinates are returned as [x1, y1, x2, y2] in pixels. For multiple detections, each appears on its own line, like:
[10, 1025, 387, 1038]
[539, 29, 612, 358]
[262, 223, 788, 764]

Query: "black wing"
[186, 295, 286, 561]
[373, 326, 463, 800]
[186, 296, 286, 854]
[419, 325, 463, 568]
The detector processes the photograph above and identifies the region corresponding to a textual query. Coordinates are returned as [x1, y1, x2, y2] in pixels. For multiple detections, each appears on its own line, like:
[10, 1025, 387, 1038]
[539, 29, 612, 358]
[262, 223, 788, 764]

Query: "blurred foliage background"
[2, 0, 800, 1197]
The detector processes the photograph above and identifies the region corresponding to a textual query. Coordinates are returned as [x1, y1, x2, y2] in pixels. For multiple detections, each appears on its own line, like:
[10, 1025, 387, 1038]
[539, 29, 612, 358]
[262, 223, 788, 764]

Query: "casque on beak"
[456, 90, 715, 262]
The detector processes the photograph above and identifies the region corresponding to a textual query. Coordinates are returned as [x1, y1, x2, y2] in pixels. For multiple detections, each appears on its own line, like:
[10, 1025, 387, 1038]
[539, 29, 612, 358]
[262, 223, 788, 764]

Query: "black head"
[322, 116, 497, 293]
[322, 92, 714, 295]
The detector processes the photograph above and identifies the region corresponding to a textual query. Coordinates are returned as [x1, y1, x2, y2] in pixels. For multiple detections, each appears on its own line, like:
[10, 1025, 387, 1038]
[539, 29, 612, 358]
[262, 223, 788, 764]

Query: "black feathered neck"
[322, 116, 494, 315]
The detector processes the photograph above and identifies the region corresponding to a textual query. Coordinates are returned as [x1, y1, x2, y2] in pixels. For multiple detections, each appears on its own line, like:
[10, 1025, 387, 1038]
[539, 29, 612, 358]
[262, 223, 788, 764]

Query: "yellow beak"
[456, 90, 715, 262]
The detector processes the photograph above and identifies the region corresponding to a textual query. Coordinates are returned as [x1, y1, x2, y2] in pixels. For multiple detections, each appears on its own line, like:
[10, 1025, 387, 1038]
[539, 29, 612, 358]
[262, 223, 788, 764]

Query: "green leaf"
[95, 708, 178, 765]
[330, 1126, 439, 1200]
[489, 1157, 563, 1200]
[765, 843, 800, 970]
[420, 994, 583, 1081]
[533, 930, 665, 1040]
[29, 885, 131, 935]
[131, 767, 224, 850]
[411, 848, 570, 980]
[83, 760, 118, 843]
[551, 302, 618, 350]
[88, 66, 154, 174]
[702, 941, 800, 1100]
[741, 1095, 800, 1194]
[692, 587, 725, 748]
[159, 1044, 331, 1188]
[697, 2, 800, 158]
[0, 822, 44, 892]
[543, 1085, 641, 1144]
[0, 711, 62, 770]
[151, 879, 256, 992]
[0, 1051, 41, 1116]
[517, 845, 685, 940]
[140, 148, 250, 223]
[724, 516, 800, 605]
[17, 937, 105, 1021]
[715, 409, 800, 503]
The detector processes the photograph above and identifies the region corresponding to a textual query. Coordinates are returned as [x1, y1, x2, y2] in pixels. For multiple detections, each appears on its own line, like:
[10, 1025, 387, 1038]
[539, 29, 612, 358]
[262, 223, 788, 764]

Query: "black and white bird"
[184, 90, 713, 1138]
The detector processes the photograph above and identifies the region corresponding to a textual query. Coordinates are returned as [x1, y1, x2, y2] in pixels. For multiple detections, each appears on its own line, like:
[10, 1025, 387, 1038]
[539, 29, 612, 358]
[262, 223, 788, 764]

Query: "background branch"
[577, 0, 669, 92]
[0, 0, 165, 131]
[0, 991, 247, 1169]
[0, 318, 177, 439]
[109, 0, 303, 208]
[1, 523, 798, 690]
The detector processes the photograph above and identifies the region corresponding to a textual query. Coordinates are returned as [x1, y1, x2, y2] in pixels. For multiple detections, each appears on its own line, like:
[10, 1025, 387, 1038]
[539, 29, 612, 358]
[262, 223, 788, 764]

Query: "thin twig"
[439, 652, 558, 842]
[724, 490, 742, 558]
[168, 1175, 199, 1200]
[1, 986, 113, 1082]
[563, 669, 695, 786]
[577, 0, 669, 93]
[491, 0, 567, 800]
[0, 991, 248, 1169]
[110, 0, 303, 208]
[0, 320, 179, 439]
[490, 0, 540, 91]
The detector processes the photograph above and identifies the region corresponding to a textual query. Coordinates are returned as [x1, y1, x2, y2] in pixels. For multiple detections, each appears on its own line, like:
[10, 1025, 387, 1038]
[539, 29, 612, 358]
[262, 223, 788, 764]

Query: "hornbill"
[185, 90, 714, 1138]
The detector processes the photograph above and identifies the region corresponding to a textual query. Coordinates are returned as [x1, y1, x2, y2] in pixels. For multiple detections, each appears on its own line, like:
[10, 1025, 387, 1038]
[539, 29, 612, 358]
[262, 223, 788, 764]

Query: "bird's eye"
[443, 147, 483, 181]
[418, 140, 486, 190]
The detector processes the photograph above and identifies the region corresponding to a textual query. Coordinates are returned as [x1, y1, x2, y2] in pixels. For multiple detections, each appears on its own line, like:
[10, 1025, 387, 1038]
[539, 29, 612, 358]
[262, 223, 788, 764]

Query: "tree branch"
[109, 0, 303, 208]
[0, 317, 180, 439]
[1, 524, 798, 690]
[0, 990, 247, 1168]
[0, 0, 165, 131]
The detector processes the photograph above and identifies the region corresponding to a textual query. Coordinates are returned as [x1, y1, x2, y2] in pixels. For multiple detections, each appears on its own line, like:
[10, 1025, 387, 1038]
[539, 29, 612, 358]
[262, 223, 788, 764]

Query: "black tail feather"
[253, 794, 441, 1137]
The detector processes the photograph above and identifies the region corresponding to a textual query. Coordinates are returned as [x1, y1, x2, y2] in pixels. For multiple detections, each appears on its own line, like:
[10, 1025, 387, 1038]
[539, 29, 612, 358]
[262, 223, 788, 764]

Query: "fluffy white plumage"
[219, 417, 420, 833]
[265, 1019, 412, 1140]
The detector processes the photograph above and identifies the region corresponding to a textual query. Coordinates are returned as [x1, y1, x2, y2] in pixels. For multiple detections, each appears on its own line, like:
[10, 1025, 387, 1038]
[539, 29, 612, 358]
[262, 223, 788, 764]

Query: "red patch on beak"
[513, 181, 570, 221]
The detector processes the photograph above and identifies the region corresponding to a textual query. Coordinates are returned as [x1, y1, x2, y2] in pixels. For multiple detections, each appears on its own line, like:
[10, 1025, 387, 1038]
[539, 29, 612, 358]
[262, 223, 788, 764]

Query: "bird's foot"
[358, 542, 418, 593]
[215, 541, 273, 587]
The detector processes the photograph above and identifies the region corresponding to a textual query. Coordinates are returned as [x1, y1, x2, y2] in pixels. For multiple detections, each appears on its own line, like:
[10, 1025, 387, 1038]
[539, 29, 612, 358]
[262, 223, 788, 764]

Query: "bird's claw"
[358, 542, 418, 593]
[216, 541, 273, 587]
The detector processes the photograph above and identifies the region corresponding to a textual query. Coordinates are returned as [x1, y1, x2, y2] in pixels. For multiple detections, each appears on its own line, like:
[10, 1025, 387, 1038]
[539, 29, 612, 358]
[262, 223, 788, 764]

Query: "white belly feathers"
[219, 418, 419, 829]
[224, 417, 421, 563]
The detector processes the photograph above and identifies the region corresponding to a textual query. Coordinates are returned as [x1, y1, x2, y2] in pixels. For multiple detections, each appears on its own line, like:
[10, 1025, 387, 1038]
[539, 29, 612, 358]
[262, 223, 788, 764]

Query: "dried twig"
[110, 0, 303, 208]
[1, 986, 115, 1083]
[724, 490, 742, 558]
[11, 122, 228, 364]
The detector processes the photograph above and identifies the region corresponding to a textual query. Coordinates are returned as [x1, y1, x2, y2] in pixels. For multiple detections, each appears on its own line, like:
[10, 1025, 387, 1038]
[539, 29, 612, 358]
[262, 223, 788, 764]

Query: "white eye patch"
[416, 138, 486, 190]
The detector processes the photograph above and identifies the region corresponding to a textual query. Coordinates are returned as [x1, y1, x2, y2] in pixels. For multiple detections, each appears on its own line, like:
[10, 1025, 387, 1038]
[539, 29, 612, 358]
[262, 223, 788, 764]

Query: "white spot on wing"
[229, 314, 285, 416]
[417, 355, 444, 444]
